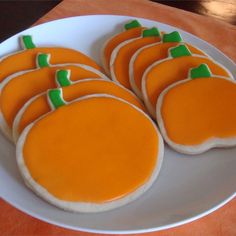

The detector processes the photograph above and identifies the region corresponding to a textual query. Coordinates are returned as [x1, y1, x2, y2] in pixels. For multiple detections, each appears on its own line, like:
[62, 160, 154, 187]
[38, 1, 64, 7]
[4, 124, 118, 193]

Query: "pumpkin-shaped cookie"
[142, 44, 233, 118]
[0, 35, 102, 83]
[13, 74, 145, 141]
[102, 20, 145, 75]
[16, 93, 163, 212]
[110, 27, 161, 89]
[157, 64, 236, 154]
[129, 31, 207, 99]
[0, 54, 108, 139]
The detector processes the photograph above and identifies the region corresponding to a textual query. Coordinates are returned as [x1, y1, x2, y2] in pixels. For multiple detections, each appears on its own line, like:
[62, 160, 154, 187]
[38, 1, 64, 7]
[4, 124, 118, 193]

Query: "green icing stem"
[21, 35, 36, 49]
[124, 20, 141, 30]
[170, 44, 192, 58]
[190, 64, 212, 79]
[163, 31, 182, 43]
[56, 70, 72, 87]
[48, 89, 66, 109]
[37, 54, 50, 68]
[142, 27, 160, 38]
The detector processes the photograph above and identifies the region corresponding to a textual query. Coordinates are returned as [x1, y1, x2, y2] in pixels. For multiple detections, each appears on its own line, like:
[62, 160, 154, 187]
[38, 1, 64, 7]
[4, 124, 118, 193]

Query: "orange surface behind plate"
[145, 56, 231, 109]
[161, 78, 236, 145]
[17, 79, 145, 135]
[133, 42, 206, 92]
[0, 47, 102, 83]
[103, 27, 145, 72]
[23, 97, 159, 202]
[113, 36, 161, 89]
[0, 65, 102, 128]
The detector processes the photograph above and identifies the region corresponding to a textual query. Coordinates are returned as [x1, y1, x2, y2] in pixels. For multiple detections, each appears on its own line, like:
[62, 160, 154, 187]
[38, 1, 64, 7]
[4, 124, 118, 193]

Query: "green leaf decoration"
[21, 35, 36, 49]
[48, 88, 66, 110]
[142, 27, 160, 38]
[169, 44, 192, 58]
[124, 20, 142, 30]
[190, 64, 212, 79]
[37, 53, 50, 68]
[56, 70, 72, 87]
[163, 31, 183, 43]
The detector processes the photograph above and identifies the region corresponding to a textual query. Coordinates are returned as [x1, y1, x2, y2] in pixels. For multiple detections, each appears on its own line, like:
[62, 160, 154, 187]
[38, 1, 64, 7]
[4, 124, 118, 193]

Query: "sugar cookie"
[142, 44, 233, 118]
[13, 75, 145, 142]
[129, 31, 207, 99]
[110, 27, 161, 89]
[102, 20, 145, 75]
[157, 64, 236, 154]
[16, 94, 163, 212]
[0, 54, 108, 139]
[0, 35, 102, 83]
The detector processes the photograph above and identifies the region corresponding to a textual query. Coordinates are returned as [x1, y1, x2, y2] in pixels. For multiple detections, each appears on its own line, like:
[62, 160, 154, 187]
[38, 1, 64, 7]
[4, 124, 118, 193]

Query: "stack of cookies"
[0, 20, 235, 213]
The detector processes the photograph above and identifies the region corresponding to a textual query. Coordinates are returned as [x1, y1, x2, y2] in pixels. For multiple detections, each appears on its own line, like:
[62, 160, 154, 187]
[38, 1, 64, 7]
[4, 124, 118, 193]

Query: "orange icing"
[161, 78, 236, 145]
[0, 47, 102, 83]
[17, 79, 145, 135]
[103, 27, 145, 72]
[23, 97, 159, 202]
[0, 65, 102, 128]
[145, 56, 231, 110]
[113, 36, 161, 89]
[18, 95, 49, 136]
[133, 42, 206, 92]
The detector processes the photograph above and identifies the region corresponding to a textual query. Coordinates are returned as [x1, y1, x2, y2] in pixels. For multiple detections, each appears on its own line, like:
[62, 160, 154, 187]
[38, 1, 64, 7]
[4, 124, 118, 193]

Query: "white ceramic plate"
[0, 15, 235, 234]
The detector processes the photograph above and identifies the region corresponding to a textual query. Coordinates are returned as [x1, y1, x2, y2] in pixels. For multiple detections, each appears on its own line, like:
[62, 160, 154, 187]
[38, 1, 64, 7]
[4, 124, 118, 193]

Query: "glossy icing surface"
[23, 97, 159, 202]
[1, 65, 102, 128]
[161, 78, 236, 145]
[144, 56, 231, 109]
[113, 36, 161, 89]
[133, 42, 206, 92]
[16, 79, 145, 135]
[0, 47, 102, 83]
[103, 27, 145, 72]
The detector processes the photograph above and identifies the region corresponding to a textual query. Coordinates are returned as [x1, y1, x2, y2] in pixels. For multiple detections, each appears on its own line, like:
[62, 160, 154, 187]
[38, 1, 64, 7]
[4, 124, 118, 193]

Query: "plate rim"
[1, 189, 235, 234]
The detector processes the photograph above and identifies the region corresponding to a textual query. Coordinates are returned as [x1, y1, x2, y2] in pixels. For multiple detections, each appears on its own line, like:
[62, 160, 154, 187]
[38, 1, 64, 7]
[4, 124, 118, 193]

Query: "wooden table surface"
[0, 0, 236, 235]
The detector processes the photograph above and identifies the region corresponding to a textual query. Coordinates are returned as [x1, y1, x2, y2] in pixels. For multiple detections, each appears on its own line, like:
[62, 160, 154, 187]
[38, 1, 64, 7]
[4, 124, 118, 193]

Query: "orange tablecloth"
[1, 0, 236, 235]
